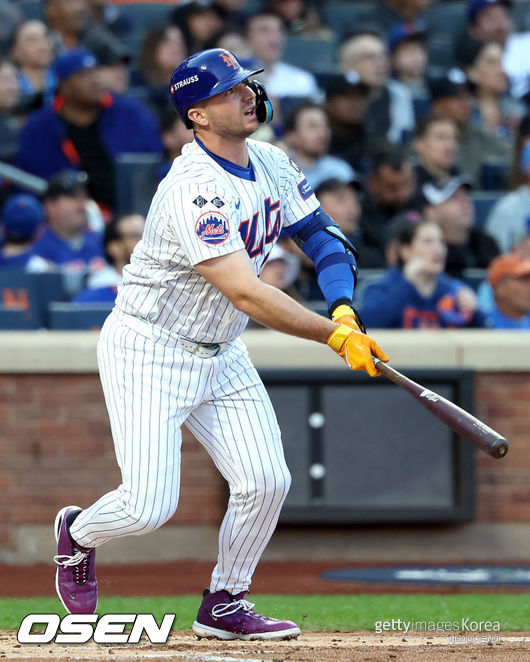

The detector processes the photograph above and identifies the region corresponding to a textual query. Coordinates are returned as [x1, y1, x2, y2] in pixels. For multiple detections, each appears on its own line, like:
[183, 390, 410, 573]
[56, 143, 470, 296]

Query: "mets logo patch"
[195, 212, 230, 245]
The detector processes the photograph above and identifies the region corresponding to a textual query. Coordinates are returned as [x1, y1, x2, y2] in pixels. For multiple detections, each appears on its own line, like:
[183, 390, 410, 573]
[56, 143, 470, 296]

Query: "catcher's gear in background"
[169, 48, 273, 128]
[327, 323, 389, 377]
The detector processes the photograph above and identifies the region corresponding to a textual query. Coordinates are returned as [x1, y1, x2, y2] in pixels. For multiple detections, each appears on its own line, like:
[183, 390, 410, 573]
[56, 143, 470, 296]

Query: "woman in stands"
[359, 218, 483, 329]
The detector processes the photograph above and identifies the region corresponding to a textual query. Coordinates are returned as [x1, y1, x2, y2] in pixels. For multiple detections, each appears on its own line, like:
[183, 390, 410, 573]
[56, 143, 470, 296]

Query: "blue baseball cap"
[468, 0, 511, 23]
[388, 21, 427, 53]
[52, 48, 99, 86]
[1, 194, 45, 241]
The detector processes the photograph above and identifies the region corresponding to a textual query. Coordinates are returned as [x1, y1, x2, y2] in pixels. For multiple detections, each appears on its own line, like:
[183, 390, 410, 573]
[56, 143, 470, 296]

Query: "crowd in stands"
[1, 0, 530, 331]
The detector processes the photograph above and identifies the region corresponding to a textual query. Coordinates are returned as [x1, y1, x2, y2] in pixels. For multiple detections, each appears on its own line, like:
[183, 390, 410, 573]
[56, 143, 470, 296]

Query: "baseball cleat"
[192, 588, 300, 640]
[53, 505, 98, 614]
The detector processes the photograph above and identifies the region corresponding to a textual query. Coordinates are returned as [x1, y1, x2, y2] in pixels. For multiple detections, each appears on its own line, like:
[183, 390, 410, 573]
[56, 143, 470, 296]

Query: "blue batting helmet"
[169, 48, 271, 128]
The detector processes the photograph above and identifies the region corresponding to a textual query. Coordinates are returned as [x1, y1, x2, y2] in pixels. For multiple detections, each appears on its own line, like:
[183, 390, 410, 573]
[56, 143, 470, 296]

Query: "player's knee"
[125, 501, 178, 534]
[248, 465, 291, 503]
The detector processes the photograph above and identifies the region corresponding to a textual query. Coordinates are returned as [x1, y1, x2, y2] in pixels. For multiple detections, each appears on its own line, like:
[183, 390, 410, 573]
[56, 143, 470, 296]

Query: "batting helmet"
[169, 48, 272, 128]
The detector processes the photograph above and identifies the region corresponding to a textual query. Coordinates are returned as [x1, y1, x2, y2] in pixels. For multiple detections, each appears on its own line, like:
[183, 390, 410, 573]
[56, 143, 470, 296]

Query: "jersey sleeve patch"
[297, 178, 314, 200]
[195, 211, 230, 245]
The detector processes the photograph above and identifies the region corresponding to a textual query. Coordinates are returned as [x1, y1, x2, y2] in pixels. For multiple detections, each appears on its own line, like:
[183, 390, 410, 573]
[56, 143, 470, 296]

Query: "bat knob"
[492, 439, 509, 459]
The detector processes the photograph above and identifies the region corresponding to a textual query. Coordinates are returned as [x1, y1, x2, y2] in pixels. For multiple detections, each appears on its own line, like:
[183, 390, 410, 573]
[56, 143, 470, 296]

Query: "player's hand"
[327, 323, 389, 377]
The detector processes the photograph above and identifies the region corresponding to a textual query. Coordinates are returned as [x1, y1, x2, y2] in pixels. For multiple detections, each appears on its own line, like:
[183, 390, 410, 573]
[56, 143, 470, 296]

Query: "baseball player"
[53, 48, 389, 640]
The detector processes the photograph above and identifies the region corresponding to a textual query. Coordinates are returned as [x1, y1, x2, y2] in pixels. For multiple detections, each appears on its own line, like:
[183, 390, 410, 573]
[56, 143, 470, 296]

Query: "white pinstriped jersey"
[116, 138, 320, 343]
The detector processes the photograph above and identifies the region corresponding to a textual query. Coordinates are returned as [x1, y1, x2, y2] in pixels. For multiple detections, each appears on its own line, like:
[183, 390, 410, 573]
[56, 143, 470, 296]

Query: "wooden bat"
[373, 359, 509, 459]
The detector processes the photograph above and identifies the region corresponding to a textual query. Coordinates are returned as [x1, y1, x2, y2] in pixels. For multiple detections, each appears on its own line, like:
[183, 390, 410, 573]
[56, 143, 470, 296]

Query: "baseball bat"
[373, 359, 509, 459]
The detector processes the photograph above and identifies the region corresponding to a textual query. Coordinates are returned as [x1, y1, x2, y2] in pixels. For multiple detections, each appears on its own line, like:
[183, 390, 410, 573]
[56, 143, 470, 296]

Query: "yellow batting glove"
[327, 323, 389, 377]
[331, 304, 362, 331]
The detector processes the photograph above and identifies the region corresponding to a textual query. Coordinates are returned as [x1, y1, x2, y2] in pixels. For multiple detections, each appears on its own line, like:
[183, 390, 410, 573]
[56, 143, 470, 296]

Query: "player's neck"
[194, 131, 250, 168]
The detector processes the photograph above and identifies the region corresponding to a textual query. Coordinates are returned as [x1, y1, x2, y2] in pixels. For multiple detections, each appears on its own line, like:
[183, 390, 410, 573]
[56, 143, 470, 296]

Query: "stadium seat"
[48, 303, 113, 330]
[18, 1, 44, 20]
[321, 2, 376, 41]
[471, 191, 503, 229]
[0, 270, 44, 329]
[114, 153, 163, 217]
[119, 3, 174, 57]
[283, 36, 337, 74]
[0, 307, 37, 330]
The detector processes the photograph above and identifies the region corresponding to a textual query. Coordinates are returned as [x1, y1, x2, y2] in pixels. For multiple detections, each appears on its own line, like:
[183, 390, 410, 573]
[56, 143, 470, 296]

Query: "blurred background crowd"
[1, 0, 530, 331]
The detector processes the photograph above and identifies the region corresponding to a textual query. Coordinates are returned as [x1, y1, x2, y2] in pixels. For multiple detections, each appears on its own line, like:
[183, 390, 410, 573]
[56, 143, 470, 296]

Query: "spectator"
[421, 176, 499, 277]
[10, 21, 56, 111]
[429, 69, 512, 188]
[134, 26, 188, 117]
[206, 26, 255, 65]
[388, 21, 430, 116]
[324, 72, 374, 173]
[16, 49, 163, 214]
[316, 177, 385, 268]
[484, 252, 530, 328]
[283, 102, 356, 190]
[485, 115, 530, 252]
[44, 0, 127, 60]
[264, 0, 333, 39]
[30, 170, 105, 291]
[170, 1, 223, 54]
[360, 0, 432, 34]
[260, 242, 302, 297]
[245, 11, 319, 101]
[413, 114, 459, 190]
[360, 144, 419, 257]
[0, 58, 23, 163]
[339, 31, 415, 144]
[459, 38, 524, 141]
[156, 108, 194, 182]
[0, 194, 47, 269]
[73, 213, 145, 304]
[360, 219, 481, 328]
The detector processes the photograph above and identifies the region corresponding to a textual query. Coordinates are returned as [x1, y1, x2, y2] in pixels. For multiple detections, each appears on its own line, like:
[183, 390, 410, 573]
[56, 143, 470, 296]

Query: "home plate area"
[2, 631, 530, 662]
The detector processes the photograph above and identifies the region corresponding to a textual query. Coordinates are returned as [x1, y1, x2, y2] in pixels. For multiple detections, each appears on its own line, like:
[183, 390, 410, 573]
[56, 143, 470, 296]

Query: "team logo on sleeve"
[297, 178, 314, 200]
[195, 212, 230, 245]
[211, 196, 225, 208]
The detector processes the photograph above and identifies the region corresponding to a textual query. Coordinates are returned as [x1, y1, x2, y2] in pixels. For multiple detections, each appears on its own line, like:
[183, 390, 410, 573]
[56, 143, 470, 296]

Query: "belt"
[117, 311, 227, 357]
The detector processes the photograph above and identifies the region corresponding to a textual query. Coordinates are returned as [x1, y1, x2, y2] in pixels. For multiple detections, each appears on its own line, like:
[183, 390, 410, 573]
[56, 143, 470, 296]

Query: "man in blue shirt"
[31, 171, 105, 284]
[16, 48, 163, 212]
[485, 253, 530, 329]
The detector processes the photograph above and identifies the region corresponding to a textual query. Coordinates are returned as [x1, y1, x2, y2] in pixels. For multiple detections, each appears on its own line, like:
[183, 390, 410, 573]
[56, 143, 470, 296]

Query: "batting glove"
[327, 323, 389, 377]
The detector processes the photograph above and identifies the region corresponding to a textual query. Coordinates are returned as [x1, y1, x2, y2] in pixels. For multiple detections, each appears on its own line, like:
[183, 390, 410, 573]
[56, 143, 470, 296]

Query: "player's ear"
[187, 106, 208, 129]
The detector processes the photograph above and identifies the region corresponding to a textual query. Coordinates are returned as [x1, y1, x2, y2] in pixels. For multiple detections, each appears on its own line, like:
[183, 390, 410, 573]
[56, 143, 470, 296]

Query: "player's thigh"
[187, 348, 289, 491]
[97, 313, 186, 483]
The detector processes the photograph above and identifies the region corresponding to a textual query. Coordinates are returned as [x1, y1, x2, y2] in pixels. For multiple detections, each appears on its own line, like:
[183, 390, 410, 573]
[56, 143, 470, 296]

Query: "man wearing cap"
[283, 101, 356, 190]
[30, 170, 105, 280]
[485, 253, 530, 328]
[324, 72, 374, 172]
[0, 194, 47, 269]
[429, 68, 512, 187]
[16, 48, 162, 212]
[388, 21, 429, 111]
[421, 176, 499, 276]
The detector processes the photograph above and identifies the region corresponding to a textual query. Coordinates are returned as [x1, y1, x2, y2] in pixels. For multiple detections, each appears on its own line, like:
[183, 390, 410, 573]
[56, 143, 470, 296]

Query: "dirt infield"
[1, 630, 530, 662]
[2, 561, 529, 598]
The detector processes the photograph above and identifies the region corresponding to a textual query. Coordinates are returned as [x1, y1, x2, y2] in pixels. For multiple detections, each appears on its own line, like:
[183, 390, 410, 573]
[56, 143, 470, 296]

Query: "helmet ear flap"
[247, 79, 273, 124]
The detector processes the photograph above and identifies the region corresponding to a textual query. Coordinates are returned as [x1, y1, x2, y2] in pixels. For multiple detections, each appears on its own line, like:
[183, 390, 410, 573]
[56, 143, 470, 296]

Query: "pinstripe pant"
[69, 311, 291, 594]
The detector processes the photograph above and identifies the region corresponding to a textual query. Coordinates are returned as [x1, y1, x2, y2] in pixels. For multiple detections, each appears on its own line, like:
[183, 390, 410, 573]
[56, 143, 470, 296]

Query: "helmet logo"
[170, 74, 199, 94]
[219, 52, 238, 70]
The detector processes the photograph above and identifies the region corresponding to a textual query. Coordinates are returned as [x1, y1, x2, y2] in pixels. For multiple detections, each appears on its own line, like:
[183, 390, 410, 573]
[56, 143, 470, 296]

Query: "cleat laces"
[54, 549, 91, 585]
[211, 599, 257, 619]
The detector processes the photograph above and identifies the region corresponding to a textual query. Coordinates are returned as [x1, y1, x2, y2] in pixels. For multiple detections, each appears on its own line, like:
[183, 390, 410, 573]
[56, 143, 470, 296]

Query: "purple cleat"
[53, 506, 98, 614]
[192, 589, 300, 640]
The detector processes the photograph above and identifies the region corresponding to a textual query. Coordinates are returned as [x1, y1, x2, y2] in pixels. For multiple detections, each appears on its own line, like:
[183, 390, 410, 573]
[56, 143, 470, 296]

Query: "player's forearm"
[233, 281, 336, 343]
